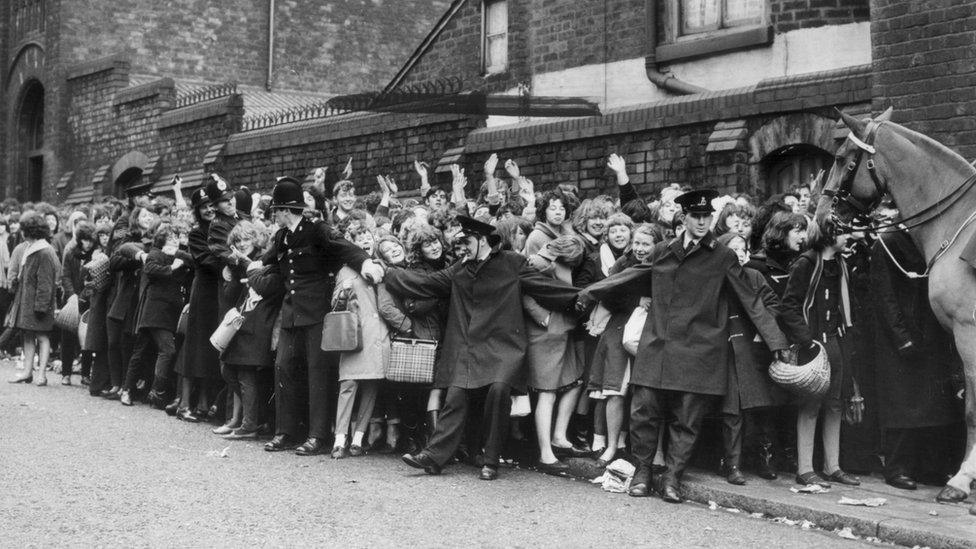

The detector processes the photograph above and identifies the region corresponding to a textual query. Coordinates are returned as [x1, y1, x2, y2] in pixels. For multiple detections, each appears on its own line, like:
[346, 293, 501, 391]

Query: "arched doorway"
[16, 80, 44, 201]
[115, 167, 145, 197]
[762, 144, 832, 195]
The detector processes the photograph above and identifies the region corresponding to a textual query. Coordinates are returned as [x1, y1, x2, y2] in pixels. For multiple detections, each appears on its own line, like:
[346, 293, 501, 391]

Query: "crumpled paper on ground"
[589, 459, 635, 493]
[206, 446, 230, 458]
[790, 484, 830, 494]
[835, 527, 858, 539]
[837, 496, 886, 507]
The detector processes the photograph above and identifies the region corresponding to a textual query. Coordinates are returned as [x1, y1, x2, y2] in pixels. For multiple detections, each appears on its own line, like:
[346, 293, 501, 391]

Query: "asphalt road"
[0, 363, 870, 548]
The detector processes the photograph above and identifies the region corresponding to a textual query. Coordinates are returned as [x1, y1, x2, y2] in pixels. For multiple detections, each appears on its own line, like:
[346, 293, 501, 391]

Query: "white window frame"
[481, 0, 508, 75]
[677, 0, 766, 37]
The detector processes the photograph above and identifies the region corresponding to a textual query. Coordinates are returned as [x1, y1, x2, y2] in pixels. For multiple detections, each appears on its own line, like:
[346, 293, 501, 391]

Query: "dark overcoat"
[221, 265, 284, 368]
[81, 252, 111, 352]
[261, 217, 369, 329]
[13, 243, 59, 332]
[107, 237, 149, 335]
[384, 250, 579, 391]
[869, 231, 959, 429]
[135, 248, 192, 332]
[207, 211, 240, 316]
[580, 233, 788, 396]
[178, 223, 222, 379]
[721, 267, 790, 413]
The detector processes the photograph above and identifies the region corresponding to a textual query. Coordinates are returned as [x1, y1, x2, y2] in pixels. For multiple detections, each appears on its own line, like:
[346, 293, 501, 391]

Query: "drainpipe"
[266, 0, 275, 91]
[645, 0, 707, 95]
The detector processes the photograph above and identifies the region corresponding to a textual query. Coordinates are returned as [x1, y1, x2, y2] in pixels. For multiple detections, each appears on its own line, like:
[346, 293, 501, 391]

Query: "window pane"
[681, 0, 719, 34]
[486, 35, 507, 72]
[486, 0, 507, 34]
[724, 0, 763, 27]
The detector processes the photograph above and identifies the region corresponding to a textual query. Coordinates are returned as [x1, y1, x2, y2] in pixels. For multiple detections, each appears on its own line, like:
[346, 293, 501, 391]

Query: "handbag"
[387, 337, 437, 383]
[78, 310, 92, 351]
[768, 340, 831, 398]
[321, 287, 362, 352]
[622, 305, 648, 357]
[511, 394, 532, 417]
[210, 307, 245, 352]
[84, 254, 110, 292]
[176, 304, 190, 336]
[55, 294, 80, 331]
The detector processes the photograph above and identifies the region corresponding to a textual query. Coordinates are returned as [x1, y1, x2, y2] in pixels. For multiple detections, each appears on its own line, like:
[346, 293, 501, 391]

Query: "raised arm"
[607, 153, 641, 205]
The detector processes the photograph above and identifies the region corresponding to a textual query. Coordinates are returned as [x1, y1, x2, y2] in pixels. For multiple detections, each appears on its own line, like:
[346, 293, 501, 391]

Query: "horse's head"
[813, 107, 894, 231]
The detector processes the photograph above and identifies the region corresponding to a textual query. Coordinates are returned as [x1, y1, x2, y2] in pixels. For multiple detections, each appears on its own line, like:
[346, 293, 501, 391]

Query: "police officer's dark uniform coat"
[384, 250, 580, 391]
[261, 215, 369, 439]
[581, 232, 788, 396]
[178, 220, 222, 380]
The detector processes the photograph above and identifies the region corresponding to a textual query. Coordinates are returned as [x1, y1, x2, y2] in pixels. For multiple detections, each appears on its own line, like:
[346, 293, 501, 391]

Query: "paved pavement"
[0, 362, 874, 548]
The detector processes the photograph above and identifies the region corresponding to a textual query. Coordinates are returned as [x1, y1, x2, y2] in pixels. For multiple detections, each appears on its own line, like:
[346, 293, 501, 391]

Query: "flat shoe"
[348, 445, 364, 457]
[628, 482, 652, 497]
[479, 465, 498, 481]
[401, 452, 441, 475]
[295, 438, 327, 456]
[61, 376, 71, 386]
[223, 428, 259, 440]
[551, 443, 589, 458]
[264, 434, 298, 452]
[212, 424, 237, 435]
[535, 459, 569, 476]
[176, 408, 200, 423]
[795, 471, 831, 488]
[936, 484, 967, 503]
[331, 446, 349, 459]
[35, 378, 48, 387]
[885, 474, 917, 491]
[825, 470, 860, 486]
[8, 374, 32, 384]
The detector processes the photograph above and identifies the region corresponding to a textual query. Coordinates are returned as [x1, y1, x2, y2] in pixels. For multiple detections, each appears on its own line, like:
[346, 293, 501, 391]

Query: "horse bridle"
[823, 120, 976, 233]
[821, 120, 889, 220]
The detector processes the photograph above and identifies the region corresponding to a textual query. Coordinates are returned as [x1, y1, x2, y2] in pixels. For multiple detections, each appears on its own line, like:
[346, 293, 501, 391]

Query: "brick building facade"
[1, 1, 971, 207]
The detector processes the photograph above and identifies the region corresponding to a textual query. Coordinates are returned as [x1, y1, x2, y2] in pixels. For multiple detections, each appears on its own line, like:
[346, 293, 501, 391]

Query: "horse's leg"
[940, 324, 976, 501]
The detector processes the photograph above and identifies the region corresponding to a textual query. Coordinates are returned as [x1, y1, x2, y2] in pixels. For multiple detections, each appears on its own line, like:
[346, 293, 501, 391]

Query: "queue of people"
[4, 153, 965, 502]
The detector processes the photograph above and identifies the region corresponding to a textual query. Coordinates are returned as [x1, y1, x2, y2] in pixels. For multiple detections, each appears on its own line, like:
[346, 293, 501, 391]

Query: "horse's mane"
[883, 121, 976, 176]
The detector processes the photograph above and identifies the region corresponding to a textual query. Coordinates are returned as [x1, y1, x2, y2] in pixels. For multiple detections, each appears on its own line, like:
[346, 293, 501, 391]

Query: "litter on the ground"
[206, 446, 230, 458]
[708, 500, 718, 510]
[837, 496, 886, 507]
[835, 527, 858, 540]
[790, 484, 829, 494]
[799, 520, 815, 529]
[590, 459, 634, 493]
[928, 510, 938, 516]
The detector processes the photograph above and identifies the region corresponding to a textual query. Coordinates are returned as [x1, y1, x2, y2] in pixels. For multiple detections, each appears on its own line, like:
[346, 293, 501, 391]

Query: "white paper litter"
[835, 527, 858, 539]
[799, 520, 815, 530]
[837, 496, 886, 507]
[590, 459, 634, 493]
[790, 484, 830, 494]
[708, 501, 719, 510]
[206, 446, 230, 458]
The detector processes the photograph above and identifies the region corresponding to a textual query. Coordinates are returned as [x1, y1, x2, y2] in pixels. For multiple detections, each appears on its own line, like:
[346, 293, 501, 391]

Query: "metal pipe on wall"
[645, 0, 707, 95]
[266, 0, 275, 91]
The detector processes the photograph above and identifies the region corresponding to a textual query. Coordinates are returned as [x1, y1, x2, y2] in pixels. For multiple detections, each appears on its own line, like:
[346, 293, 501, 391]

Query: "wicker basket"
[768, 340, 831, 398]
[84, 254, 111, 292]
[55, 294, 80, 332]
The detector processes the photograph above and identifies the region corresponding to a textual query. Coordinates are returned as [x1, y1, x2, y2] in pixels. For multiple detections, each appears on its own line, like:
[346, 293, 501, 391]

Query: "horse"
[814, 107, 976, 510]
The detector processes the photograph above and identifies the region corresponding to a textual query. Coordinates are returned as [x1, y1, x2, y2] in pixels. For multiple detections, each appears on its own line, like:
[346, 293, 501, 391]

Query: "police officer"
[580, 189, 790, 503]
[258, 177, 385, 455]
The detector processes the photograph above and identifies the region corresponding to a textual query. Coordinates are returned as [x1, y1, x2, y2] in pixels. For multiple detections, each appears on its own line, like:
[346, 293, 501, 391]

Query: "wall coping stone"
[223, 111, 473, 157]
[158, 95, 244, 129]
[114, 78, 175, 106]
[66, 53, 130, 81]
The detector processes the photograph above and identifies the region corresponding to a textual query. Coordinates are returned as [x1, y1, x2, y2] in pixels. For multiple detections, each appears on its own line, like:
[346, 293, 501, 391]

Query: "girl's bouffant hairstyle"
[537, 188, 576, 224]
[605, 212, 635, 233]
[571, 198, 613, 235]
[74, 220, 96, 245]
[227, 220, 264, 249]
[20, 211, 50, 240]
[405, 223, 446, 262]
[152, 223, 177, 249]
[375, 235, 405, 263]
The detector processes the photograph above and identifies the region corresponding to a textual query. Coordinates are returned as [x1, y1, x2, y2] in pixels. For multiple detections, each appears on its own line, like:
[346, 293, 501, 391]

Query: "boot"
[425, 410, 439, 444]
[756, 442, 778, 480]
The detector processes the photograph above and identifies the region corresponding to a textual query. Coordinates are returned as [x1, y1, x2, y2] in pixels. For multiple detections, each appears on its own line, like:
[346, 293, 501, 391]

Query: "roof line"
[382, 0, 470, 94]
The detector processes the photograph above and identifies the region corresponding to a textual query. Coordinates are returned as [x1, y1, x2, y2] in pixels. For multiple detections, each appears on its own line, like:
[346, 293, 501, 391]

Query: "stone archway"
[15, 79, 45, 201]
[748, 113, 837, 197]
[111, 151, 149, 196]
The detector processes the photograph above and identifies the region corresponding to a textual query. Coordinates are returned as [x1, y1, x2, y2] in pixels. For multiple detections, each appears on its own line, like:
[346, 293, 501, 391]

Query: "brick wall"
[395, 0, 870, 92]
[870, 0, 976, 160]
[770, 0, 870, 33]
[57, 0, 446, 94]
[219, 112, 483, 195]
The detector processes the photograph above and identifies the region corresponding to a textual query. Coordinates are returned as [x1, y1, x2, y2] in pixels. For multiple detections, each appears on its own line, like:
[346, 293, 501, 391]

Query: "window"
[680, 0, 763, 36]
[482, 0, 508, 75]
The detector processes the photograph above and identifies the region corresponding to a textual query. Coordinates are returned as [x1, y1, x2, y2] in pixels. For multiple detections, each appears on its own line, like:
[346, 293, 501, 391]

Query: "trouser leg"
[89, 351, 110, 395]
[722, 412, 743, 468]
[273, 328, 304, 438]
[425, 386, 470, 466]
[106, 319, 125, 387]
[629, 385, 665, 483]
[353, 380, 380, 435]
[334, 380, 358, 439]
[305, 323, 331, 439]
[238, 369, 260, 432]
[666, 392, 713, 482]
[884, 427, 919, 479]
[481, 382, 511, 467]
[124, 331, 155, 392]
[60, 328, 78, 376]
[150, 328, 176, 392]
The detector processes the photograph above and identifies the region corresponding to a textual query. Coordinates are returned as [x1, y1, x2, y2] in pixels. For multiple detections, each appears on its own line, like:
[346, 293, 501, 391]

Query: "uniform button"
[290, 279, 295, 284]
[290, 269, 295, 274]
[290, 290, 295, 295]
